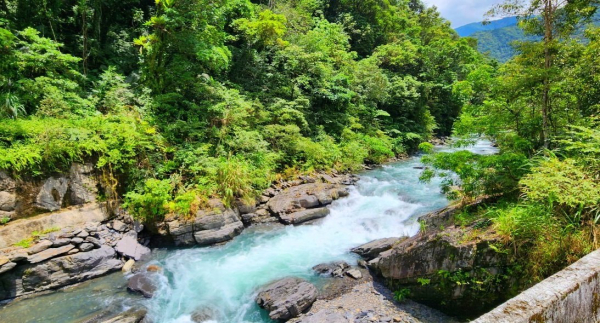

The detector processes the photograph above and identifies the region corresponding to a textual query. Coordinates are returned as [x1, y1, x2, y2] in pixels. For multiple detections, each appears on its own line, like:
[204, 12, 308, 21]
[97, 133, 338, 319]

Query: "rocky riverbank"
[0, 167, 358, 303]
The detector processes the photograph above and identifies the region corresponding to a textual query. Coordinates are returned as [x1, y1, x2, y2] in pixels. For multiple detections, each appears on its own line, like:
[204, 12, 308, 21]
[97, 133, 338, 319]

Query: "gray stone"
[84, 222, 100, 233]
[86, 236, 104, 247]
[68, 163, 98, 205]
[27, 244, 75, 263]
[35, 177, 69, 212]
[27, 240, 53, 255]
[298, 195, 319, 208]
[112, 220, 128, 232]
[280, 208, 330, 225]
[346, 269, 362, 280]
[313, 261, 350, 277]
[351, 238, 403, 261]
[194, 221, 244, 246]
[256, 277, 318, 321]
[77, 230, 90, 238]
[0, 191, 16, 212]
[115, 236, 150, 261]
[79, 243, 94, 252]
[52, 238, 72, 247]
[0, 261, 16, 274]
[127, 273, 156, 298]
[71, 237, 84, 245]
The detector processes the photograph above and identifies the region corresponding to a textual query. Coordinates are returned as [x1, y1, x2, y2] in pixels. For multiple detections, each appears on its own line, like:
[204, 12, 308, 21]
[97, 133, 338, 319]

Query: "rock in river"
[127, 273, 157, 298]
[256, 277, 318, 321]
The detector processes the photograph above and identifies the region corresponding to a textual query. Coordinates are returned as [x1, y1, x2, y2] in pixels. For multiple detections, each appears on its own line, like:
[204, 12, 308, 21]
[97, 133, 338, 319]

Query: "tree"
[487, 0, 599, 148]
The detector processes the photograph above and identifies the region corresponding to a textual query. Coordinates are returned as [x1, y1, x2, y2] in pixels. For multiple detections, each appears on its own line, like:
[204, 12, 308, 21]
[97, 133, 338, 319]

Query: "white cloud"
[422, 0, 501, 27]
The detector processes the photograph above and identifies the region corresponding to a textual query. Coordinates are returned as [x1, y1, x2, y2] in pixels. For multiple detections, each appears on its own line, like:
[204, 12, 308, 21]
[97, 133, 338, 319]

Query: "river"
[0, 141, 498, 323]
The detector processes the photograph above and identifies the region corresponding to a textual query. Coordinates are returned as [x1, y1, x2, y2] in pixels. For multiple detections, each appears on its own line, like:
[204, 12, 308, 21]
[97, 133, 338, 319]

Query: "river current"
[0, 141, 497, 323]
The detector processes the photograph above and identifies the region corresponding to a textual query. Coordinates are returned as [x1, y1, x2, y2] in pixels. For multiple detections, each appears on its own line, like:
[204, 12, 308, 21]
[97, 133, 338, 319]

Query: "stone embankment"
[473, 249, 600, 323]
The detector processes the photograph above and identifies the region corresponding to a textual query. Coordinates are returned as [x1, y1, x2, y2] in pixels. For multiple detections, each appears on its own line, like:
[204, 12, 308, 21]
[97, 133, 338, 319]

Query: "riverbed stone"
[35, 177, 69, 212]
[78, 243, 94, 252]
[256, 277, 318, 321]
[52, 238, 71, 247]
[115, 236, 150, 261]
[313, 261, 350, 277]
[27, 240, 53, 255]
[346, 269, 362, 280]
[9, 252, 27, 262]
[27, 244, 75, 263]
[280, 207, 330, 225]
[127, 273, 157, 298]
[112, 220, 128, 232]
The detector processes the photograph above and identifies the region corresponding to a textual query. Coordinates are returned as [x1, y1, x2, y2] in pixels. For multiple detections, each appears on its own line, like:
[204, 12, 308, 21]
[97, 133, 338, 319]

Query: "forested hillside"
[455, 16, 518, 37]
[464, 9, 599, 62]
[0, 0, 483, 222]
[424, 0, 600, 284]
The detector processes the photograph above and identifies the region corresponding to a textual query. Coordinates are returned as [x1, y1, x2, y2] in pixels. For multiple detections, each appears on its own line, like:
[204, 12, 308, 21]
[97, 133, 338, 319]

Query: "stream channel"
[0, 141, 497, 323]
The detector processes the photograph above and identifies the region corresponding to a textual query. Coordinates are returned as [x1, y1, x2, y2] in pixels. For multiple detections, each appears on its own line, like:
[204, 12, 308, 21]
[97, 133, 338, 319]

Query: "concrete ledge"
[474, 249, 600, 323]
[0, 203, 109, 248]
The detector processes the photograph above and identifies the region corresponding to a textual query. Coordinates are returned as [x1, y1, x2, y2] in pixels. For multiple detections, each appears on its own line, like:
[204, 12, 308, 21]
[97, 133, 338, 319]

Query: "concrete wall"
[474, 249, 600, 323]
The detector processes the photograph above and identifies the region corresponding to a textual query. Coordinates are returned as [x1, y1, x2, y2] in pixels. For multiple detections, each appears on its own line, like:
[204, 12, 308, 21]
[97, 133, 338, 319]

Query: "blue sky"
[422, 0, 501, 27]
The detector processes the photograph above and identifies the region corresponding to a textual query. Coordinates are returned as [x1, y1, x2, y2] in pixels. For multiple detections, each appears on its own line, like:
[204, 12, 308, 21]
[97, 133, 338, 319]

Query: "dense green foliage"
[0, 0, 484, 221]
[423, 0, 600, 283]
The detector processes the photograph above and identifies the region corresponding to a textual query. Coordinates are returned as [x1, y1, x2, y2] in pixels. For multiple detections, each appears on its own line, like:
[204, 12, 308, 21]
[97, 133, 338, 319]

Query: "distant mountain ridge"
[455, 16, 518, 37]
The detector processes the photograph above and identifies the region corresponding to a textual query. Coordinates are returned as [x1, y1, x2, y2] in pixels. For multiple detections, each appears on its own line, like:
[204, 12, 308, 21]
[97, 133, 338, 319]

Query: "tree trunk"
[541, 0, 554, 149]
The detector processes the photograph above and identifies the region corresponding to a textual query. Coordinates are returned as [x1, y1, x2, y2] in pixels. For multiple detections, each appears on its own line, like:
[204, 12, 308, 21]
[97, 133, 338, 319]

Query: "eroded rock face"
[68, 163, 98, 205]
[256, 277, 318, 321]
[35, 177, 69, 212]
[99, 308, 148, 323]
[280, 208, 330, 225]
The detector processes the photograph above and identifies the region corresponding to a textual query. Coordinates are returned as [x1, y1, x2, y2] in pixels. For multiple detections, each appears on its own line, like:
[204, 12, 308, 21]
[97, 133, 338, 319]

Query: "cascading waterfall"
[0, 141, 497, 323]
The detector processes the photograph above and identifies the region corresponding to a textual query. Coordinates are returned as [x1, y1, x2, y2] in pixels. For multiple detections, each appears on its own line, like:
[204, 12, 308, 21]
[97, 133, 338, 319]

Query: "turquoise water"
[0, 141, 497, 323]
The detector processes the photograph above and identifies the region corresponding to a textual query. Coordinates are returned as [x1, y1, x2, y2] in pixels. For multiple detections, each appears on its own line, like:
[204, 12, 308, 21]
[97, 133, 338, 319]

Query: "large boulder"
[0, 245, 123, 300]
[369, 207, 516, 318]
[280, 208, 330, 225]
[166, 199, 245, 247]
[35, 177, 69, 211]
[0, 191, 16, 212]
[115, 235, 150, 261]
[351, 237, 405, 261]
[127, 273, 157, 298]
[256, 277, 318, 321]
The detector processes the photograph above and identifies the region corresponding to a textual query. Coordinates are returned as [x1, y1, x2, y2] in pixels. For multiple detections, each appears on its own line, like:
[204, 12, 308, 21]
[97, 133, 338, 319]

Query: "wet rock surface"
[127, 273, 157, 298]
[256, 277, 319, 321]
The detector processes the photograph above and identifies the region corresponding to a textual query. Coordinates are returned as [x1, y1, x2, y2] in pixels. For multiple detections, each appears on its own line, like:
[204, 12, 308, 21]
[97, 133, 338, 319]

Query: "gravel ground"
[291, 278, 458, 323]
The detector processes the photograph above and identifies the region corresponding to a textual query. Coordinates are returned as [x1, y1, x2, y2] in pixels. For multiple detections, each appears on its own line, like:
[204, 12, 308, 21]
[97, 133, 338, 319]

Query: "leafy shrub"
[124, 179, 173, 221]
